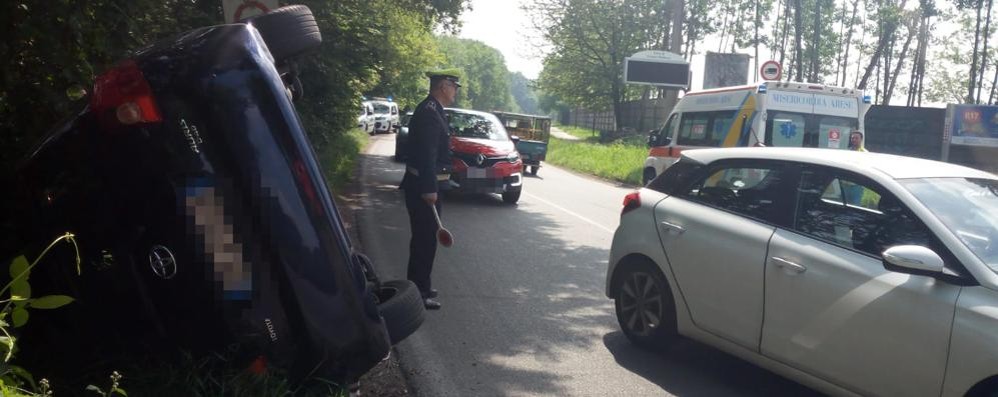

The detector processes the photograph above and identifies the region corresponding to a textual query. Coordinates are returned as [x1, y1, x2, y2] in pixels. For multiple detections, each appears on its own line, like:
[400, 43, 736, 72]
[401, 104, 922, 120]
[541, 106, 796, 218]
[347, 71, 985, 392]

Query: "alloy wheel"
[618, 271, 664, 337]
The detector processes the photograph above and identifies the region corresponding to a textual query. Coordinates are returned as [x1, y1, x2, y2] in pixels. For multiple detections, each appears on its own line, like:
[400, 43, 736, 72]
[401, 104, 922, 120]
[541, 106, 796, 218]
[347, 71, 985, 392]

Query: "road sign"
[760, 60, 782, 81]
[223, 0, 278, 23]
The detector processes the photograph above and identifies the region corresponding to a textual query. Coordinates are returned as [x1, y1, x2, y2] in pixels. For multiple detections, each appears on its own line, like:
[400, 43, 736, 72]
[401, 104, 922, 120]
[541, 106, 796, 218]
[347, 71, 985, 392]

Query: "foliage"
[531, 0, 665, 127]
[436, 36, 516, 111]
[509, 72, 538, 114]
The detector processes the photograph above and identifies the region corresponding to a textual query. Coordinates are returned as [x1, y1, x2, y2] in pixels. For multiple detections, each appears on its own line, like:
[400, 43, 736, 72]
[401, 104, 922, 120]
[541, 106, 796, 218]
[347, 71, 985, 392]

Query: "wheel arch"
[965, 375, 998, 397]
[609, 253, 668, 298]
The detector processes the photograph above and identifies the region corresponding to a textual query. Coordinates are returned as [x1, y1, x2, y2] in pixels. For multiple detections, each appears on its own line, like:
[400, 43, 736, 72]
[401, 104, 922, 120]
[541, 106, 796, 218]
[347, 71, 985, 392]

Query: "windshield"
[373, 103, 390, 114]
[446, 111, 509, 141]
[901, 177, 998, 270]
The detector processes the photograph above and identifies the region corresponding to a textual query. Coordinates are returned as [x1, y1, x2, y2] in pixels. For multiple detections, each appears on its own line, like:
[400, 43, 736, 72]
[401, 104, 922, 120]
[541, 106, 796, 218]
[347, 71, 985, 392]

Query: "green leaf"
[9, 295, 27, 302]
[9, 256, 28, 279]
[29, 295, 74, 310]
[7, 365, 36, 390]
[10, 280, 30, 300]
[112, 387, 128, 396]
[86, 384, 104, 394]
[11, 308, 27, 328]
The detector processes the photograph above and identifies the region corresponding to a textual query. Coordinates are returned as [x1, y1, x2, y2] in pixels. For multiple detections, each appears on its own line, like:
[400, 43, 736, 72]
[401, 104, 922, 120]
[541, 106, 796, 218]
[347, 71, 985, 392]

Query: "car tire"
[614, 260, 678, 351]
[502, 190, 521, 204]
[247, 5, 322, 62]
[376, 280, 425, 345]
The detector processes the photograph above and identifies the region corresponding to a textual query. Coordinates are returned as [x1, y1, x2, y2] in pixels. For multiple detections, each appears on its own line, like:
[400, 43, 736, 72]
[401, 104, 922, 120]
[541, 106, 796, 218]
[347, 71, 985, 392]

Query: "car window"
[682, 162, 791, 224]
[677, 111, 734, 147]
[794, 168, 935, 256]
[446, 111, 510, 141]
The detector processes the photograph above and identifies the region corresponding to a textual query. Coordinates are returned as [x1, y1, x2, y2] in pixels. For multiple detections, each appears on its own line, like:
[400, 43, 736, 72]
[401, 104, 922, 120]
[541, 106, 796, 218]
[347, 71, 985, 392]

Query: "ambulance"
[642, 82, 871, 184]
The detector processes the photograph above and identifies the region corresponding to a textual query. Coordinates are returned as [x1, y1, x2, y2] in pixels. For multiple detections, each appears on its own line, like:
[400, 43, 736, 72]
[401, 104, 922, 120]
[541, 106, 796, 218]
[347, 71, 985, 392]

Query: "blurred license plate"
[467, 168, 487, 178]
[522, 154, 532, 160]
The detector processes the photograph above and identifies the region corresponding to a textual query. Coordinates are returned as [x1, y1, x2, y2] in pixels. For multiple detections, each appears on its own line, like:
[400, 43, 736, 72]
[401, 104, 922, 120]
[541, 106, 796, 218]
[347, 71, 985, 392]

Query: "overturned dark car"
[11, 5, 423, 388]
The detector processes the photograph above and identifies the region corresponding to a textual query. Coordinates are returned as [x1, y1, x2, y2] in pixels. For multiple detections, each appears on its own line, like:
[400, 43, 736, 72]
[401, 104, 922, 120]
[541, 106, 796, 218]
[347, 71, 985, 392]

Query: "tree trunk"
[779, 0, 791, 66]
[969, 0, 984, 103]
[977, 0, 994, 103]
[793, 0, 804, 81]
[810, 0, 823, 82]
[755, 0, 761, 81]
[841, 0, 860, 86]
[857, 0, 908, 89]
[884, 22, 914, 104]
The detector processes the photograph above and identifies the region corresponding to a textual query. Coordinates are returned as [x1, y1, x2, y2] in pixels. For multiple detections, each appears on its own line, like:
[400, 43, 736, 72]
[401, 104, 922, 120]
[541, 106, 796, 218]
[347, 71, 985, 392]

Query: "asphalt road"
[352, 134, 822, 396]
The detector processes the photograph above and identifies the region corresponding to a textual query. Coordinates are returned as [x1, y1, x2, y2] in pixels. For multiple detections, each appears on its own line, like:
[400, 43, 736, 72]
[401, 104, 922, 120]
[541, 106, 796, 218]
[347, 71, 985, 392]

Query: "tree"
[529, 0, 665, 129]
[509, 72, 539, 114]
[436, 36, 515, 111]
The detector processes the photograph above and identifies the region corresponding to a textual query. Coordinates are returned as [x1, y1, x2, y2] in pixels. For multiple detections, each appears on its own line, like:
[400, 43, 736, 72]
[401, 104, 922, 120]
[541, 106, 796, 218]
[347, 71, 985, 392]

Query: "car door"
[654, 160, 795, 349]
[761, 166, 961, 396]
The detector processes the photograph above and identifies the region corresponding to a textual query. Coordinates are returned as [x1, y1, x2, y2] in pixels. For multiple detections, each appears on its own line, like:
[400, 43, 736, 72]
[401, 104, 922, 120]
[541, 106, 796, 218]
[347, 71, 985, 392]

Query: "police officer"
[399, 69, 461, 310]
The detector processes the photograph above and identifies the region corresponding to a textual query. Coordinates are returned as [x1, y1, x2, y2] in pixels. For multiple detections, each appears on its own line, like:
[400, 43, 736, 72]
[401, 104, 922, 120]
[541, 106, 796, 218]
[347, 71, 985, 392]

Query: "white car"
[607, 147, 998, 397]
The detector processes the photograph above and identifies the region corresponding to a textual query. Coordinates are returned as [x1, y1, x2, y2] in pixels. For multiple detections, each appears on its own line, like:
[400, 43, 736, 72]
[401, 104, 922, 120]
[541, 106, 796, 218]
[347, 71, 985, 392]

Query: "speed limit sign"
[760, 60, 782, 81]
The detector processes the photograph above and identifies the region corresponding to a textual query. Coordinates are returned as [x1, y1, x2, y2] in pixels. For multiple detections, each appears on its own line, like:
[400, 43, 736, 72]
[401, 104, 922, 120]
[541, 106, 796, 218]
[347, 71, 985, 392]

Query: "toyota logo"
[475, 153, 486, 166]
[149, 245, 178, 279]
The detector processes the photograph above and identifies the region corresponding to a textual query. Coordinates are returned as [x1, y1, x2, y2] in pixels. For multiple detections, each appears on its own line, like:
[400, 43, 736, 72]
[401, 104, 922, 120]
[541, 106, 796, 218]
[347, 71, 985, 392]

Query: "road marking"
[523, 192, 615, 234]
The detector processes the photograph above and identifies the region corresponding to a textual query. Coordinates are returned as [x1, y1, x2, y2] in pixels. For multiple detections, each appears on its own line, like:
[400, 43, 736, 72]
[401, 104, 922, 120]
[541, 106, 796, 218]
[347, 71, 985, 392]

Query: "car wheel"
[502, 190, 521, 204]
[529, 166, 538, 176]
[376, 280, 425, 345]
[614, 261, 677, 350]
[642, 167, 656, 186]
[246, 5, 322, 62]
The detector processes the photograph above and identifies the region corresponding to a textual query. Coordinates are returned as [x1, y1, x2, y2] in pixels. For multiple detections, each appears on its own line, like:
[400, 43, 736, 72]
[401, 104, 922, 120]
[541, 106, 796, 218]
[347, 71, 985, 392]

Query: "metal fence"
[562, 98, 675, 135]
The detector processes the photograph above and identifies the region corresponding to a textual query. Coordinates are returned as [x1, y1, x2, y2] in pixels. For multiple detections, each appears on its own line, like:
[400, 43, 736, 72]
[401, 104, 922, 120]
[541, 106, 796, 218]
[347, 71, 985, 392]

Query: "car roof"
[681, 147, 997, 180]
[444, 107, 495, 118]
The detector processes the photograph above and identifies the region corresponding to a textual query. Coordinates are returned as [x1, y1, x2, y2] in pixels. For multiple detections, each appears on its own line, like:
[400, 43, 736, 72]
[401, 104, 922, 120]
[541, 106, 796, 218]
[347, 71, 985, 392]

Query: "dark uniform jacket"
[400, 95, 451, 194]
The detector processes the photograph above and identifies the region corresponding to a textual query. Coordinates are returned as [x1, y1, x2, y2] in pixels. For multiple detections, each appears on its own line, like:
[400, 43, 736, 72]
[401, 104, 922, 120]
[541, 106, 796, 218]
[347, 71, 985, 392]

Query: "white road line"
[523, 191, 615, 234]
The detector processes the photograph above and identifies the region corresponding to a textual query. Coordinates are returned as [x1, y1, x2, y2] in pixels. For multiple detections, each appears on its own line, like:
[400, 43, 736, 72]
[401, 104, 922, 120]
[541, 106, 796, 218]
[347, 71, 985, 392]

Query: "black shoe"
[423, 298, 441, 310]
[425, 289, 438, 299]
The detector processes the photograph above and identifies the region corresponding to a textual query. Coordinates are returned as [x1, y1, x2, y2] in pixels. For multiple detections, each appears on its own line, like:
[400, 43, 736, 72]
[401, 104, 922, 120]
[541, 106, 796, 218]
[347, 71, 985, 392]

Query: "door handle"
[659, 220, 686, 234]
[772, 257, 807, 274]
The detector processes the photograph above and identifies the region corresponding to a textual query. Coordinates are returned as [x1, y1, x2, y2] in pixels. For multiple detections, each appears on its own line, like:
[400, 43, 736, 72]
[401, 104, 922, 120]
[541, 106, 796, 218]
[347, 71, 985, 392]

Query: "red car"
[445, 108, 524, 204]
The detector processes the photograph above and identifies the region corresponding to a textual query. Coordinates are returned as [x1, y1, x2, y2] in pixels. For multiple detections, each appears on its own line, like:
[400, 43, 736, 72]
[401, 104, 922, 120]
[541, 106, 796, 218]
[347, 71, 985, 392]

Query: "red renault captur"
[445, 108, 524, 204]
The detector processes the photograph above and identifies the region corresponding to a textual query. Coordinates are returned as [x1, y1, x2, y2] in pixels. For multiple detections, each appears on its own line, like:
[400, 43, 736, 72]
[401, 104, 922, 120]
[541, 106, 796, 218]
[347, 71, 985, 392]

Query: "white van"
[642, 82, 871, 184]
[357, 101, 374, 134]
[370, 99, 400, 134]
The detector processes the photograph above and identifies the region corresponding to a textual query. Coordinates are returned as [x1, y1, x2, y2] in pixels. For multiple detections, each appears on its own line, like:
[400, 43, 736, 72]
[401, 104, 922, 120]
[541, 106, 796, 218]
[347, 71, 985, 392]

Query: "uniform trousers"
[404, 187, 442, 297]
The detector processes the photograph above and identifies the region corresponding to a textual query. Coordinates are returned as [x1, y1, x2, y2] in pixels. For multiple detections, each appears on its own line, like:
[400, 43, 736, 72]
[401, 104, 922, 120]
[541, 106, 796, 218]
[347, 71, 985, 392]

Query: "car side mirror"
[882, 245, 944, 275]
[511, 135, 521, 144]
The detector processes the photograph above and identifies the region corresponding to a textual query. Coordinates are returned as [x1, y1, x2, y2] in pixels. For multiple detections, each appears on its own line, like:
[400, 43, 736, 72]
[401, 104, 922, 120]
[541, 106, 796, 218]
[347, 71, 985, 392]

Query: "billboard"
[703, 52, 749, 89]
[624, 51, 690, 89]
[947, 104, 998, 147]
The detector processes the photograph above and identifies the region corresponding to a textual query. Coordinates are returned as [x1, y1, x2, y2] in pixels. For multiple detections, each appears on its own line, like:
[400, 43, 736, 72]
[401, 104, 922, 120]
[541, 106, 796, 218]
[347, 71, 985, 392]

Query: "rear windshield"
[446, 111, 509, 141]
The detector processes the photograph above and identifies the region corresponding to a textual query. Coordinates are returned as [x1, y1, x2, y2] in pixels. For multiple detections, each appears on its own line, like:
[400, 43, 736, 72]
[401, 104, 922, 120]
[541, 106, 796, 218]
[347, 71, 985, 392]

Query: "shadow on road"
[343, 140, 824, 396]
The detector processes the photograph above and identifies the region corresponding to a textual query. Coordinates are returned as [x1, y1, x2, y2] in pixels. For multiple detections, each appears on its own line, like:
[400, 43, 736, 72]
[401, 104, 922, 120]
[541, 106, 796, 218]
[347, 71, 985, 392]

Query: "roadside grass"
[317, 128, 369, 189]
[545, 136, 646, 186]
[555, 124, 600, 141]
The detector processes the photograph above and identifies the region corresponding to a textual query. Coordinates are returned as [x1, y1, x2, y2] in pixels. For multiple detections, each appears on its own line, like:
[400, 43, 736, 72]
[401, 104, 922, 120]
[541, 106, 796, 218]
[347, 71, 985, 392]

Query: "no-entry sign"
[760, 60, 782, 81]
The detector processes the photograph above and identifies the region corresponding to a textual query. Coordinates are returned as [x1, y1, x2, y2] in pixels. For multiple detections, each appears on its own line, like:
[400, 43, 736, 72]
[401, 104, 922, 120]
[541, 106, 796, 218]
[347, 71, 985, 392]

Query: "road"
[350, 134, 821, 396]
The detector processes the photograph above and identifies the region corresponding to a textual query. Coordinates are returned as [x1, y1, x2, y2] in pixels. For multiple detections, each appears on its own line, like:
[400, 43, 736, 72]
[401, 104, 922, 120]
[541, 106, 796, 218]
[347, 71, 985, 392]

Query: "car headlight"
[506, 152, 520, 163]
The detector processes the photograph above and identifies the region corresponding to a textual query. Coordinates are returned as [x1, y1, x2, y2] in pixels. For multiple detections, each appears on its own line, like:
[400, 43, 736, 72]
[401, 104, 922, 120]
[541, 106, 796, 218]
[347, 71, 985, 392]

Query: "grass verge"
[545, 136, 646, 186]
[317, 128, 370, 189]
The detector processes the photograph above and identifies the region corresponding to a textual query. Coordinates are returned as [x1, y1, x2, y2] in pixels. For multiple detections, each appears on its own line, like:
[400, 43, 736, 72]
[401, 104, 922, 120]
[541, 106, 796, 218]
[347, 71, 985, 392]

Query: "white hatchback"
[607, 147, 998, 397]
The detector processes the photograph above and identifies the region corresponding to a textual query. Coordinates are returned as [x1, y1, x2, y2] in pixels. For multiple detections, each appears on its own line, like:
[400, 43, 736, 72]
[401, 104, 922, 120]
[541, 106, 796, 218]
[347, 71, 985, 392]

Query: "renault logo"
[149, 245, 178, 279]
[475, 153, 486, 166]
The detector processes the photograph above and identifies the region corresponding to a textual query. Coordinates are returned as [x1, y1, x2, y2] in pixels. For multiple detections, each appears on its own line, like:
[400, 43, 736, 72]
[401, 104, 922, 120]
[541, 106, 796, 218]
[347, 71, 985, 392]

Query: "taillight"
[91, 59, 162, 127]
[622, 191, 641, 216]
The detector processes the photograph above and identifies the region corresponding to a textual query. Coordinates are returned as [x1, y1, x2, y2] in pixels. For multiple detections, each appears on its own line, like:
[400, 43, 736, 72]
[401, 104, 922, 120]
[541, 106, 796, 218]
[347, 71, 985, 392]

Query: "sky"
[458, 0, 544, 80]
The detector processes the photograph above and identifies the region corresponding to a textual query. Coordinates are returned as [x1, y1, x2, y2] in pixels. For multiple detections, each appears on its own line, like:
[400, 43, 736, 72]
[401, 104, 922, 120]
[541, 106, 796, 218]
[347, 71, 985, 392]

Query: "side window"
[682, 162, 790, 224]
[678, 113, 711, 145]
[794, 168, 934, 256]
[677, 111, 735, 147]
[768, 112, 806, 147]
[654, 113, 679, 146]
[817, 115, 856, 149]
